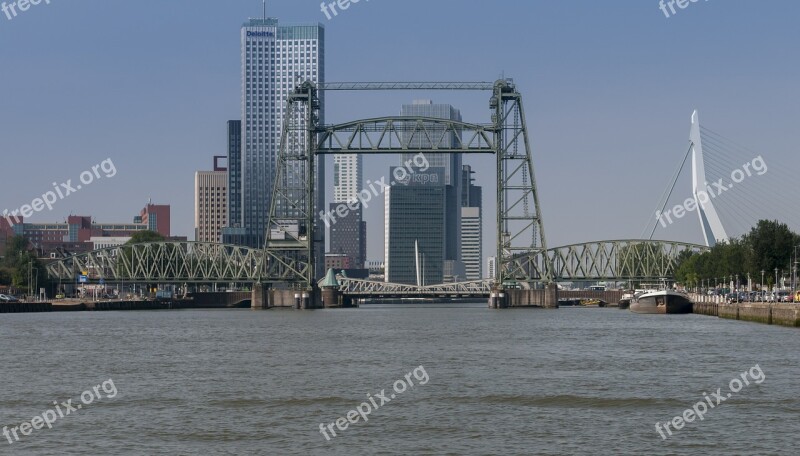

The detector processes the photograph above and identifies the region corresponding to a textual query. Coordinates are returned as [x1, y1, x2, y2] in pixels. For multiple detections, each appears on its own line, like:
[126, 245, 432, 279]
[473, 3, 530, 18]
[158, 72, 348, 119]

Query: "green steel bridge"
[46, 80, 709, 292]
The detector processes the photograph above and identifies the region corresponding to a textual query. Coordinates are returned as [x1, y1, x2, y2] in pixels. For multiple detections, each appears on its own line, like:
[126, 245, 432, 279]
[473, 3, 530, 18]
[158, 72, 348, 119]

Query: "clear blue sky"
[2, 0, 798, 261]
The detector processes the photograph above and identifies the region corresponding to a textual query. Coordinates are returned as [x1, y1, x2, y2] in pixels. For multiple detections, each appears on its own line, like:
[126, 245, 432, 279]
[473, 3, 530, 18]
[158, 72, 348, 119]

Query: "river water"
[1, 304, 798, 455]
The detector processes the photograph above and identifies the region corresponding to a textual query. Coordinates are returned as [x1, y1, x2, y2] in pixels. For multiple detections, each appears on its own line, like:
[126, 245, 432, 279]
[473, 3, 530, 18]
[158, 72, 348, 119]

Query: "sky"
[1, 0, 798, 263]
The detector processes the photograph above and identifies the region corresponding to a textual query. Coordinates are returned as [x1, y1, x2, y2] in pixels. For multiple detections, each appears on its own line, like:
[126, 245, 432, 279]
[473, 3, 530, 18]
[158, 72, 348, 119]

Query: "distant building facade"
[0, 203, 172, 258]
[400, 100, 463, 275]
[195, 158, 228, 243]
[384, 167, 446, 285]
[328, 203, 366, 269]
[461, 165, 483, 280]
[487, 256, 497, 280]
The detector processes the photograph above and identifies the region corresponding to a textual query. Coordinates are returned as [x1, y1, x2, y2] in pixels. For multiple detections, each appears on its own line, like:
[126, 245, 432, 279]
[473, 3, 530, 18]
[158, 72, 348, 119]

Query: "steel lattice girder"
[45, 242, 272, 283]
[335, 277, 492, 296]
[315, 117, 496, 154]
[546, 240, 709, 280]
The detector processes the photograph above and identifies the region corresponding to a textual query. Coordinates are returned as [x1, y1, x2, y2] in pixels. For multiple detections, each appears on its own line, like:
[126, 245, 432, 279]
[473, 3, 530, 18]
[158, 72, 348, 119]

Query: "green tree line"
[675, 220, 800, 288]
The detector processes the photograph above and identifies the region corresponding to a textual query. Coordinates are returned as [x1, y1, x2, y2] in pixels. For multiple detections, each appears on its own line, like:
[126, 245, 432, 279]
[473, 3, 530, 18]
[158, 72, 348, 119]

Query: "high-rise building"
[384, 167, 446, 285]
[333, 154, 362, 203]
[239, 17, 325, 254]
[400, 101, 462, 267]
[227, 120, 242, 227]
[328, 203, 366, 268]
[328, 151, 365, 268]
[461, 165, 483, 280]
[461, 207, 482, 280]
[195, 158, 228, 243]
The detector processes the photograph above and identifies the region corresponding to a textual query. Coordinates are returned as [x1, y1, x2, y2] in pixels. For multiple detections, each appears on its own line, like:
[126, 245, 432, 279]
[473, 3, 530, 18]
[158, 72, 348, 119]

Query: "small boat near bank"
[630, 289, 693, 314]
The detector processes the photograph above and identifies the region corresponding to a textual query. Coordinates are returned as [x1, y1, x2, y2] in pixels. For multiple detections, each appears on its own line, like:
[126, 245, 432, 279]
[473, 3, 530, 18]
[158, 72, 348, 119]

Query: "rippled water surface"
[1, 305, 798, 455]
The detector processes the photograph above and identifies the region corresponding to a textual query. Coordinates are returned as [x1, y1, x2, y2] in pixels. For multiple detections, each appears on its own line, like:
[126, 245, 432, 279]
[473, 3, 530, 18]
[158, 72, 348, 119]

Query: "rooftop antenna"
[263, 0, 266, 20]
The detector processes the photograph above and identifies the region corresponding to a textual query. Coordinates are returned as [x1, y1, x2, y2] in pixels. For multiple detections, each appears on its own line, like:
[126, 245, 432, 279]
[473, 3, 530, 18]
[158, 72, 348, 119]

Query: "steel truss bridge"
[45, 240, 707, 285]
[45, 80, 709, 290]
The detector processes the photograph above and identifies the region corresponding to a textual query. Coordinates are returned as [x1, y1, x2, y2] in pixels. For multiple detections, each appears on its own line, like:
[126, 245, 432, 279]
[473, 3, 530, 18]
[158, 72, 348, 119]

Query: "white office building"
[239, 17, 325, 251]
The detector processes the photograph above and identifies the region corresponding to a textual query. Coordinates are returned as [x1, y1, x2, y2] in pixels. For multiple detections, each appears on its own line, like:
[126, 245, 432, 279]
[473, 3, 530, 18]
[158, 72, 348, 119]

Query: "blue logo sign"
[78, 275, 88, 283]
[247, 31, 275, 38]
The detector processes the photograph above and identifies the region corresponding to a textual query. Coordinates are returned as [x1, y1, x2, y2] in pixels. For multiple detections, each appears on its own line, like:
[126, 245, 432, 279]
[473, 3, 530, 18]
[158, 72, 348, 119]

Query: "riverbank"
[690, 298, 800, 327]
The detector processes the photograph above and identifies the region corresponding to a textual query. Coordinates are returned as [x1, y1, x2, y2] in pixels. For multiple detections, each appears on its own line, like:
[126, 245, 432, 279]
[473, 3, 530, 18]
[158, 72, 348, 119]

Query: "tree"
[0, 235, 50, 293]
[126, 231, 166, 245]
[744, 220, 798, 275]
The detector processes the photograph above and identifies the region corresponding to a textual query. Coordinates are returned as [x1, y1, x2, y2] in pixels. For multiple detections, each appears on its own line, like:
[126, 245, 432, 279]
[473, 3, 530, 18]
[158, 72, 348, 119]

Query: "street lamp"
[761, 270, 765, 291]
[775, 268, 779, 292]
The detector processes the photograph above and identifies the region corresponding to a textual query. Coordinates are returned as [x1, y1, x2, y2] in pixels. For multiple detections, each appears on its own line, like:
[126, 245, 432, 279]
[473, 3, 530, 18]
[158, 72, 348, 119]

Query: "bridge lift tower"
[262, 80, 553, 293]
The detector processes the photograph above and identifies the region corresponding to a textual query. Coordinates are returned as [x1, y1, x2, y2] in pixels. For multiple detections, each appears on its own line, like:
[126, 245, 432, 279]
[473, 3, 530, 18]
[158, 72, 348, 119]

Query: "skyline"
[2, 0, 799, 262]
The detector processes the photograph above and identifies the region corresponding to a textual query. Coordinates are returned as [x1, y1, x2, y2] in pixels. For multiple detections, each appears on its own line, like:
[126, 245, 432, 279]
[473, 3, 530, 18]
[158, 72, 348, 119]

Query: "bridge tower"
[690, 110, 729, 247]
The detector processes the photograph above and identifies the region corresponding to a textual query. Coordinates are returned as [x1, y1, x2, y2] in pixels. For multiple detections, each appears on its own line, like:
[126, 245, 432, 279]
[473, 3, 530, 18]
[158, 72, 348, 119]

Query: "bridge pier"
[490, 284, 559, 309]
[251, 283, 271, 310]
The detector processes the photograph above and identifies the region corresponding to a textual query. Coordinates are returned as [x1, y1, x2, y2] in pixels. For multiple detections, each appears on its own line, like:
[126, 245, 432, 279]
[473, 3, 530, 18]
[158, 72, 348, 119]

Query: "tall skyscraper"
[461, 165, 483, 280]
[400, 100, 462, 269]
[195, 158, 228, 243]
[239, 17, 325, 251]
[384, 167, 446, 285]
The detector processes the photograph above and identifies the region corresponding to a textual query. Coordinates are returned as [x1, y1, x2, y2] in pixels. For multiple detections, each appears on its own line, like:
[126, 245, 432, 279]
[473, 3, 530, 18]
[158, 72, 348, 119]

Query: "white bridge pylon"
[690, 110, 729, 247]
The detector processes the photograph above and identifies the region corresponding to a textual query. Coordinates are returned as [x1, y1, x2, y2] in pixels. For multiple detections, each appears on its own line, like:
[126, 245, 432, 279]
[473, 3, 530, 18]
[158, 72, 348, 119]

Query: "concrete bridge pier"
[251, 283, 270, 310]
[488, 290, 508, 309]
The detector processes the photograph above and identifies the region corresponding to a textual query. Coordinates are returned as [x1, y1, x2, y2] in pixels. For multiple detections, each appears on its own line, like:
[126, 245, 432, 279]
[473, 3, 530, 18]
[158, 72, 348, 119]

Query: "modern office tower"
[195, 158, 229, 243]
[460, 165, 483, 280]
[328, 203, 366, 268]
[227, 120, 242, 228]
[384, 167, 446, 285]
[461, 207, 482, 280]
[400, 101, 462, 268]
[239, 17, 325, 260]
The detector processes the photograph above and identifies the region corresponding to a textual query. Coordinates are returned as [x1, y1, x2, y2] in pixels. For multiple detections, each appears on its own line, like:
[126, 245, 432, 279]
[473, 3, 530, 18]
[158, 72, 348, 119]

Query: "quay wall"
[687, 294, 800, 328]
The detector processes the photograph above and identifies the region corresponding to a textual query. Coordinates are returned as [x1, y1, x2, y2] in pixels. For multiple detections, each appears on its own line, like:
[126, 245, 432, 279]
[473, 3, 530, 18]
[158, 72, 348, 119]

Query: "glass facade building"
[384, 167, 446, 285]
[239, 18, 325, 251]
[227, 120, 242, 228]
[399, 101, 462, 265]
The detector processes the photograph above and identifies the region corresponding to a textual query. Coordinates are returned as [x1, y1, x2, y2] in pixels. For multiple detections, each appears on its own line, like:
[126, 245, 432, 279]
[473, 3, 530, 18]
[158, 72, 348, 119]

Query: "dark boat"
[630, 289, 693, 314]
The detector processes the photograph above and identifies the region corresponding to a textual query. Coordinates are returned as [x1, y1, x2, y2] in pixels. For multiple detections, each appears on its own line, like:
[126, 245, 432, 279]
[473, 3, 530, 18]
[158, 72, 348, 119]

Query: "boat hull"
[630, 293, 693, 314]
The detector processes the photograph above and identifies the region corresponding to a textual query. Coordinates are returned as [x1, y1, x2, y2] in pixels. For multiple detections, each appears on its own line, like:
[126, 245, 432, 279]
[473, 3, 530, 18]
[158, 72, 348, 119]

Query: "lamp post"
[761, 270, 765, 291]
[775, 268, 779, 292]
[792, 246, 798, 300]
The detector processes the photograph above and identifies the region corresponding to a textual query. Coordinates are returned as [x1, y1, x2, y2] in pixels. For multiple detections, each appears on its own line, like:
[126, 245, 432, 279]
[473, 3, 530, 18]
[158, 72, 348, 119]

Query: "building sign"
[246, 31, 275, 38]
